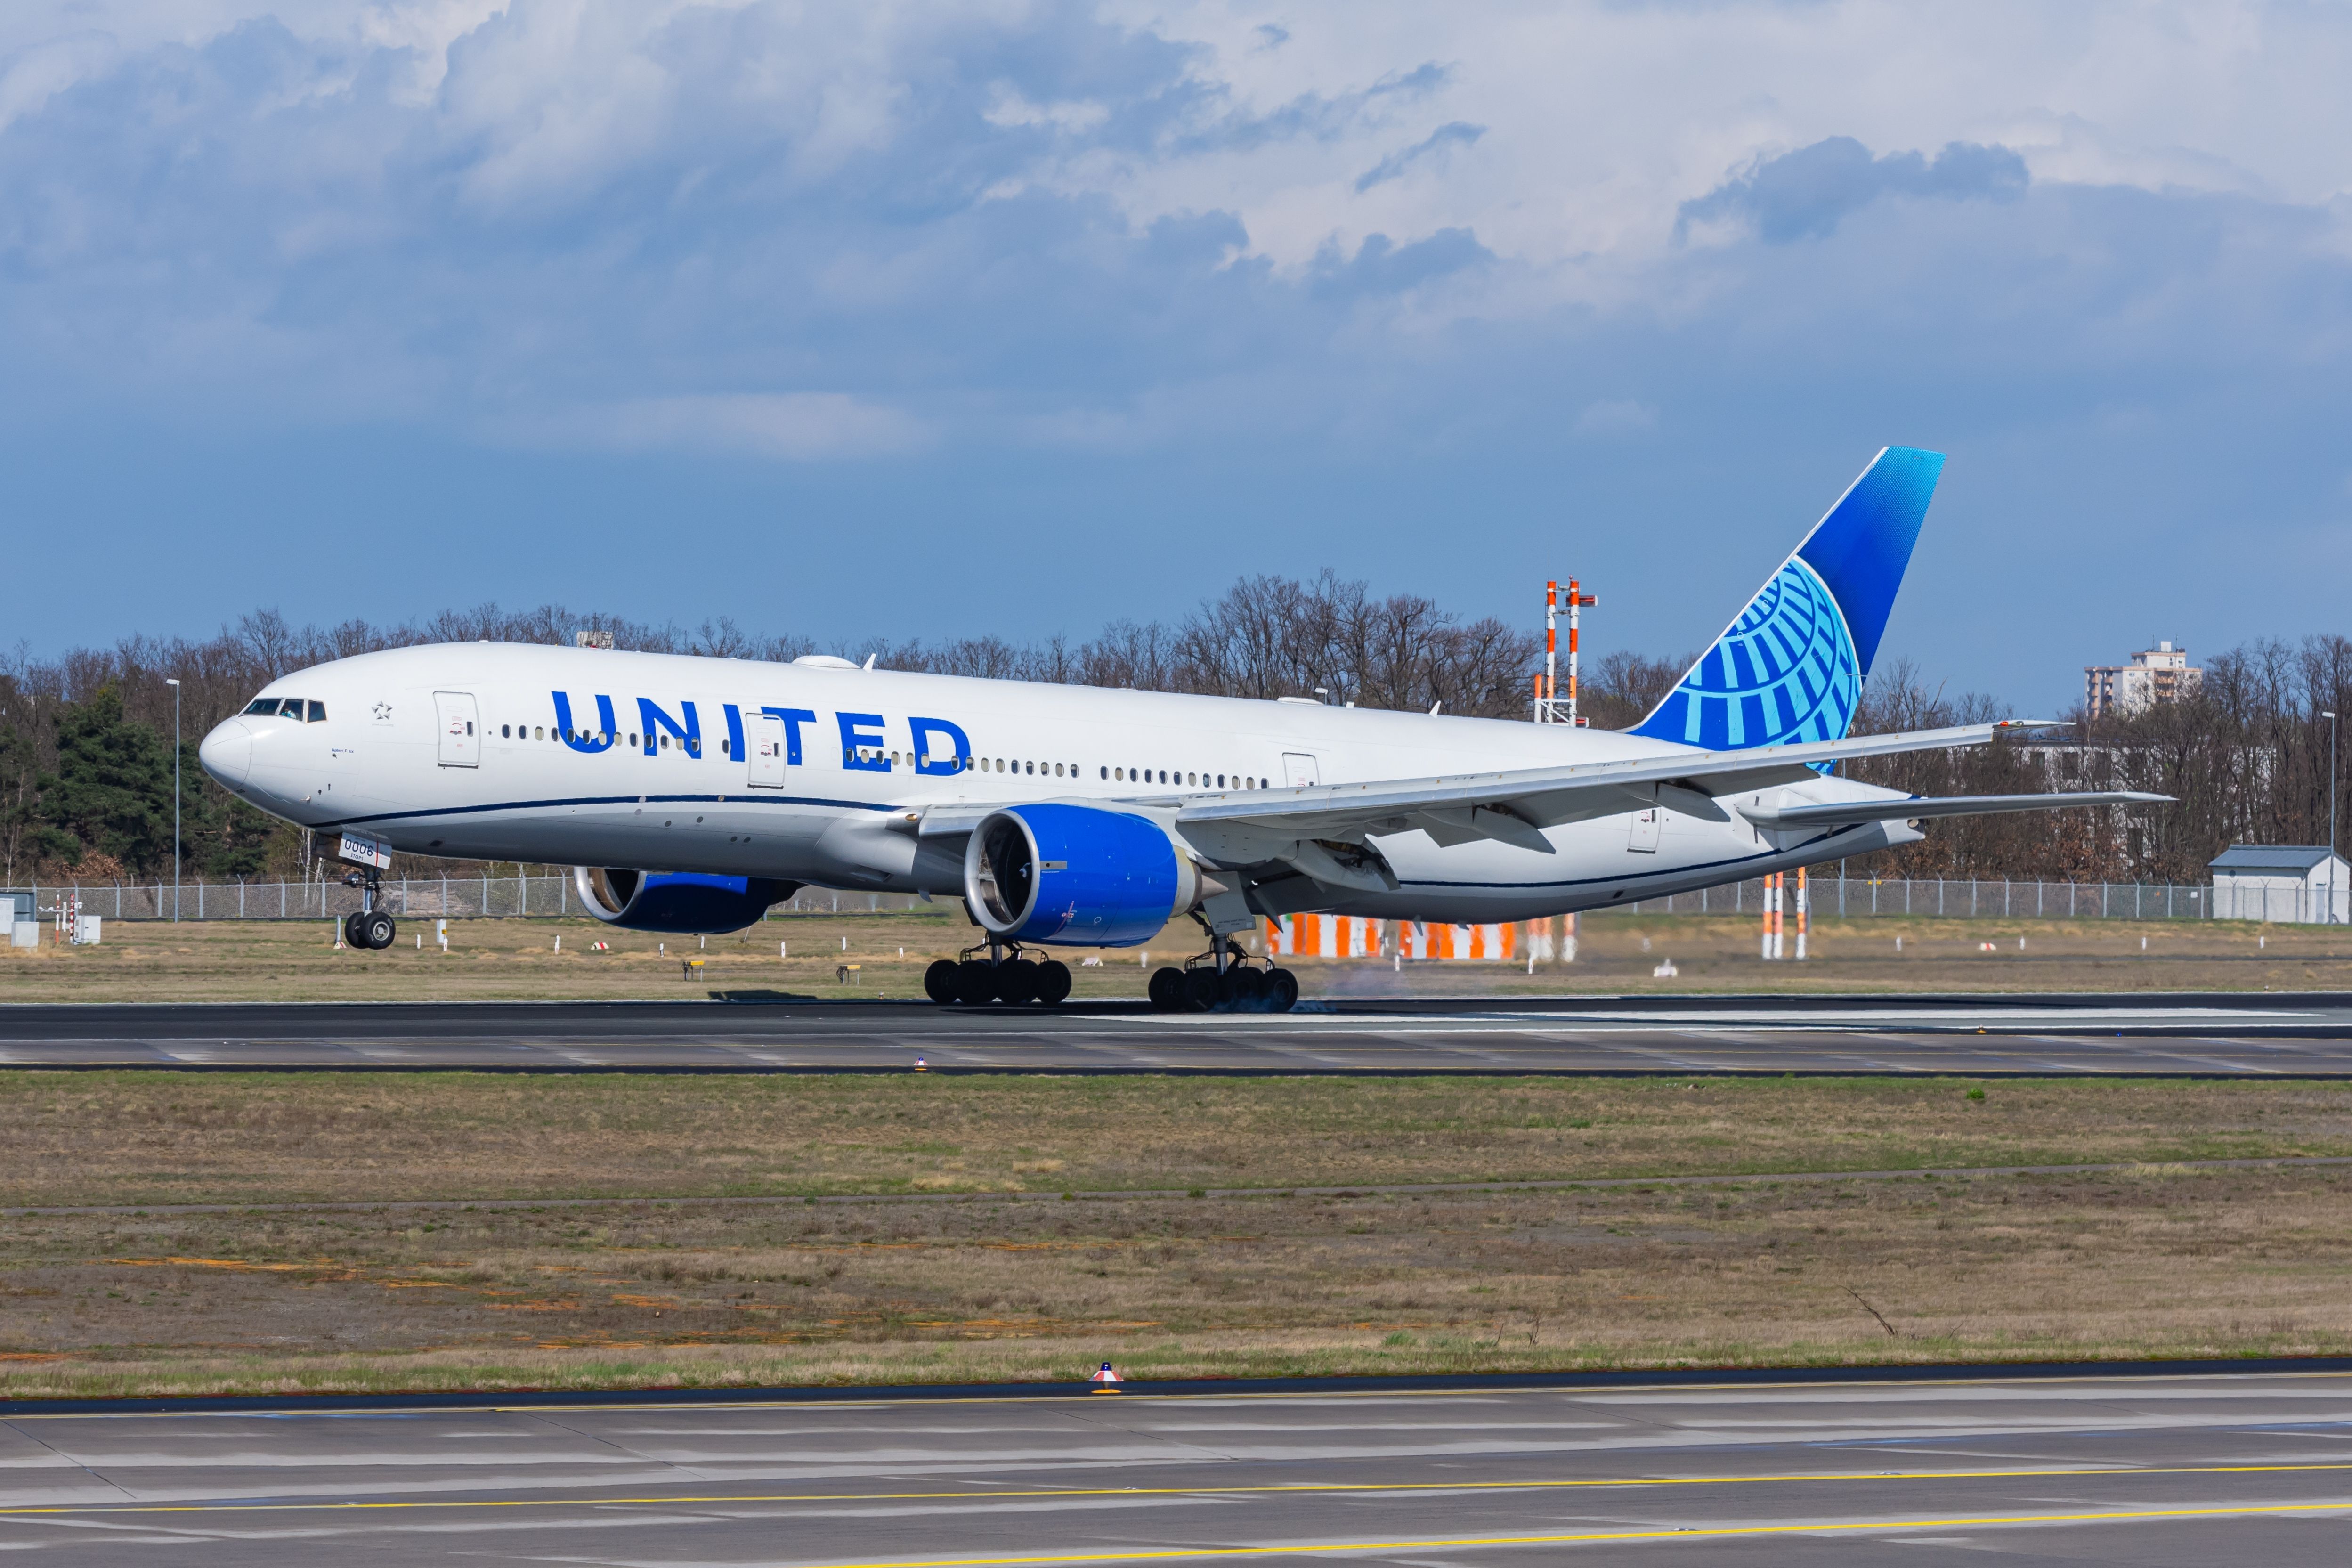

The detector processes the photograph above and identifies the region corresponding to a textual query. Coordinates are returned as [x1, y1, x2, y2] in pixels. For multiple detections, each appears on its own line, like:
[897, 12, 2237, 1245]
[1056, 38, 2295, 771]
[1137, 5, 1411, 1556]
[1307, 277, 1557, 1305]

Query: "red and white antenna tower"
[1534, 578, 1596, 726]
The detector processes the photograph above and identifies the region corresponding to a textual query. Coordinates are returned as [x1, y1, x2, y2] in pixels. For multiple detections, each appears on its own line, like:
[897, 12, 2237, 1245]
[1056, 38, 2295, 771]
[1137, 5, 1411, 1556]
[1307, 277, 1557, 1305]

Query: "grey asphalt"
[5, 993, 2352, 1073]
[3, 1372, 2352, 1563]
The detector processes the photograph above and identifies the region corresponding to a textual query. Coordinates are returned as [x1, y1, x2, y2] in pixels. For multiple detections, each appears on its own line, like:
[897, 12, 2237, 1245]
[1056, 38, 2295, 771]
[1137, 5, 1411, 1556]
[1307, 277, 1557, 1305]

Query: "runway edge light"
[1090, 1362, 1123, 1390]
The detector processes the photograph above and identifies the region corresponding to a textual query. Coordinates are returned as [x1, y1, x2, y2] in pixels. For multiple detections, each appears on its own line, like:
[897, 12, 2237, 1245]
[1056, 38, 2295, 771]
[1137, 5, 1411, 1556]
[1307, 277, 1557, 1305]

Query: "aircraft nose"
[198, 719, 251, 788]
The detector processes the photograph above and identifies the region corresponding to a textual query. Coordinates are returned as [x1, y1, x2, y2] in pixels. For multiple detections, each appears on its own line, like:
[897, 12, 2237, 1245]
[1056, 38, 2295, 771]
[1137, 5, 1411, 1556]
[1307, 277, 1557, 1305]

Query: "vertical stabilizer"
[1630, 446, 1943, 750]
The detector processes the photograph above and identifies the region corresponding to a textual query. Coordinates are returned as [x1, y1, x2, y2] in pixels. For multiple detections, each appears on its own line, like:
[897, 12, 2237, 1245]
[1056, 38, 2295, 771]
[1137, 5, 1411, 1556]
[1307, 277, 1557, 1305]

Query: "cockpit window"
[243, 698, 278, 715]
[306, 700, 327, 723]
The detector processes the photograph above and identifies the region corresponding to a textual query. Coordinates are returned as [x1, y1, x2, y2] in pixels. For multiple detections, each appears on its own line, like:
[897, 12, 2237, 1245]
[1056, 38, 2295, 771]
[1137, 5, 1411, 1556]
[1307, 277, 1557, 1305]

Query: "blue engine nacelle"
[963, 804, 1200, 947]
[573, 867, 800, 934]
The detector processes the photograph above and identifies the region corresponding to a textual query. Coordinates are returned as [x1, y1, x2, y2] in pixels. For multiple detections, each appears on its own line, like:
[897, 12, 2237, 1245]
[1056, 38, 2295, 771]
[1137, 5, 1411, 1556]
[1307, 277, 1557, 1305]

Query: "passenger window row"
[495, 725, 709, 754]
[1108, 767, 1261, 789]
[480, 726, 1265, 792]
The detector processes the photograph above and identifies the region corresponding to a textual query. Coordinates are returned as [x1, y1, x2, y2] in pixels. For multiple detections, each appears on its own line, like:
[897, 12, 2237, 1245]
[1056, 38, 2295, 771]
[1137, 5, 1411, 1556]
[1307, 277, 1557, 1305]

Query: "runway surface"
[3, 1371, 2352, 1563]
[6, 993, 2352, 1074]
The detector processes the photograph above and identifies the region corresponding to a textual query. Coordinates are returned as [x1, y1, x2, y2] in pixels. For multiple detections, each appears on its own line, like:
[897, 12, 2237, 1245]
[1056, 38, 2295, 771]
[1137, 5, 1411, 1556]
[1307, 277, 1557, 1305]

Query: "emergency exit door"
[433, 691, 479, 768]
[747, 713, 788, 788]
[1281, 752, 1321, 788]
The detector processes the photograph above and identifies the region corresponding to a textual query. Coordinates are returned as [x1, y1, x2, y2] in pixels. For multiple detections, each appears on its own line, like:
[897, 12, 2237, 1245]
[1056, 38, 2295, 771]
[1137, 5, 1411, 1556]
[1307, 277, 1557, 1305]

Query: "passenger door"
[433, 691, 479, 768]
[1281, 752, 1321, 788]
[747, 712, 788, 788]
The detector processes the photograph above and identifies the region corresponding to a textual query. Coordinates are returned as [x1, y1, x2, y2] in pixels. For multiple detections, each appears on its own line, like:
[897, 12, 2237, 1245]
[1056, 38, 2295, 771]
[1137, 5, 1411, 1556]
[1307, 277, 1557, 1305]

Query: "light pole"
[165, 679, 181, 922]
[2327, 710, 2339, 926]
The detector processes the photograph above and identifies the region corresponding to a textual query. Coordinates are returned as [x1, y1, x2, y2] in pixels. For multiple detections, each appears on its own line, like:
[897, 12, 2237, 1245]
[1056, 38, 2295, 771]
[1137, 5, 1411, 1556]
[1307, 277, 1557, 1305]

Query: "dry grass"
[3, 1072, 2351, 1208]
[8, 1072, 2352, 1399]
[1, 910, 2348, 1002]
[2, 1165, 2350, 1400]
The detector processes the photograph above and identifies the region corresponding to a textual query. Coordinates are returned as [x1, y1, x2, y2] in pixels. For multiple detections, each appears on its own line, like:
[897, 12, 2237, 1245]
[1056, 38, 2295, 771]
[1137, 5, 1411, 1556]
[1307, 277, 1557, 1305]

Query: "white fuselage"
[198, 643, 1916, 925]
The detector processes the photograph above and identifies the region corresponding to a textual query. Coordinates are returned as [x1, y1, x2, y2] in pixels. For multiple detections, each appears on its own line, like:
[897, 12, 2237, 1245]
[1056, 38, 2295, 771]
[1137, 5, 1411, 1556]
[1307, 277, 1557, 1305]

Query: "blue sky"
[4, 1, 2349, 710]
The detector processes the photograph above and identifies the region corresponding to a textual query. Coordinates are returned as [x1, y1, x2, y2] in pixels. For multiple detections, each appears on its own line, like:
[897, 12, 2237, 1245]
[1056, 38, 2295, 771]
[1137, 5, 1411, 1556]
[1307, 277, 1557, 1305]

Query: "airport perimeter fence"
[14, 878, 933, 924]
[13, 875, 2219, 924]
[1620, 876, 2210, 922]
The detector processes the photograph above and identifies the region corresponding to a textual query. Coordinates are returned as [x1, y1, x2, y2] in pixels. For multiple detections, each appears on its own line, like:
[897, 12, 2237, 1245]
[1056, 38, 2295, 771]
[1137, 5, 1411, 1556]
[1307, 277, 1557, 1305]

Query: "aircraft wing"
[1738, 791, 2169, 830]
[1174, 720, 2076, 849]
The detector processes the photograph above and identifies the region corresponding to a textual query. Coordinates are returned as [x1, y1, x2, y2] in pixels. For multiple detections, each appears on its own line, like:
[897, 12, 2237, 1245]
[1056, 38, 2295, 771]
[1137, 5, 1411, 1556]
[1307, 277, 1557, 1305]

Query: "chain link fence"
[1619, 876, 2210, 921]
[7, 875, 2228, 924]
[8, 878, 937, 922]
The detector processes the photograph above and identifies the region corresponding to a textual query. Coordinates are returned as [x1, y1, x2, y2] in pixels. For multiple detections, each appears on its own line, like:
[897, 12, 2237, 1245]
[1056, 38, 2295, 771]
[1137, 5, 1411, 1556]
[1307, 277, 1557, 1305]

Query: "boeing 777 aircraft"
[198, 447, 2160, 1010]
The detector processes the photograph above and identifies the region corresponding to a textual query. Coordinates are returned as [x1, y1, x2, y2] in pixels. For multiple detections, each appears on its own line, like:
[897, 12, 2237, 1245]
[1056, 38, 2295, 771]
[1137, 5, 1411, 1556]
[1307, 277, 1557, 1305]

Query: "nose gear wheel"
[339, 866, 397, 951]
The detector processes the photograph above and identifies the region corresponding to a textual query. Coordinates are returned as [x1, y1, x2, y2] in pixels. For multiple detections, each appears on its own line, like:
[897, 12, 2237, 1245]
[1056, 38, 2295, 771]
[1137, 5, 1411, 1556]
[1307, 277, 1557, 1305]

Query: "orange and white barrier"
[1400, 921, 1516, 961]
[1264, 916, 1530, 963]
[1524, 913, 1576, 963]
[1794, 867, 1809, 961]
[1264, 914, 1381, 958]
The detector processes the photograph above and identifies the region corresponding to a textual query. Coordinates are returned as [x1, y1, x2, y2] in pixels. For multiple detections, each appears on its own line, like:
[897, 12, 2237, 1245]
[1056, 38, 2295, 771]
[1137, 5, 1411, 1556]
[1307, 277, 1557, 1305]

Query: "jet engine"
[573, 868, 800, 934]
[964, 804, 1200, 947]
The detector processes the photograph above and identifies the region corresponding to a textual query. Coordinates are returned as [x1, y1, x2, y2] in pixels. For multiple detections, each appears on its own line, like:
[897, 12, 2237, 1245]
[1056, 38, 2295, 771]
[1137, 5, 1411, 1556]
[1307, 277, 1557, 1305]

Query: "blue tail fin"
[1630, 446, 1943, 750]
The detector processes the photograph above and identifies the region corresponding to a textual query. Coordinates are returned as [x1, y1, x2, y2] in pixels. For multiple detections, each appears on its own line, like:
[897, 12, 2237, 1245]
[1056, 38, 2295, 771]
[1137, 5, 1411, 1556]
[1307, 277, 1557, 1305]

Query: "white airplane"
[199, 447, 2159, 1011]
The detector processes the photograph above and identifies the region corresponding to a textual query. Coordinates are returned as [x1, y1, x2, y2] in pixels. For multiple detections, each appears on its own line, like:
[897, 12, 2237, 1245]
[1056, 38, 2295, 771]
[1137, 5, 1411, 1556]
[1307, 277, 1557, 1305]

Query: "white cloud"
[0, 32, 117, 133]
[983, 82, 1111, 135]
[0, 0, 2350, 479]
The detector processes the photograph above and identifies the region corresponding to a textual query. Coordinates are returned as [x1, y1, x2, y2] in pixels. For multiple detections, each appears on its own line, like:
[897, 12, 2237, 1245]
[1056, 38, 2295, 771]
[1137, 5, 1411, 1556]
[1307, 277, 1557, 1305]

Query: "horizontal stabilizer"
[1740, 791, 2172, 830]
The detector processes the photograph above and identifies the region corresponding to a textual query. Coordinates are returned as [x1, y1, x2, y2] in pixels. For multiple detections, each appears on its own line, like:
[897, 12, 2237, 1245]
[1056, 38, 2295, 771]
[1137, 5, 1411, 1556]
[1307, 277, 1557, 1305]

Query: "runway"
[5, 993, 2352, 1074]
[2, 1371, 2351, 1563]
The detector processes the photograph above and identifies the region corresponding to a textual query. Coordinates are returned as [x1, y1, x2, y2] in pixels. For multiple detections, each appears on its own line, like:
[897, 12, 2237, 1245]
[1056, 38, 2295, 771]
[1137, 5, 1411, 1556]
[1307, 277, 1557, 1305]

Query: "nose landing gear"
[925, 940, 1071, 1007]
[339, 869, 398, 951]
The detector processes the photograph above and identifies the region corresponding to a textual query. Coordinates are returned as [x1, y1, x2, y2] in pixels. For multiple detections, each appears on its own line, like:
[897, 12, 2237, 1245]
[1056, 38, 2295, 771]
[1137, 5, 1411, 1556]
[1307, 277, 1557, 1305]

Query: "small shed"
[2208, 845, 2350, 924]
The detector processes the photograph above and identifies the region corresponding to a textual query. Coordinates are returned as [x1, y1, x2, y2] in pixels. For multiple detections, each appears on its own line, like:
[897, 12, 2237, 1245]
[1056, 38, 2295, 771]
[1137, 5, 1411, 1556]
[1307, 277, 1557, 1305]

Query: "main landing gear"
[1149, 938, 1298, 1014]
[339, 869, 398, 951]
[924, 940, 1073, 1007]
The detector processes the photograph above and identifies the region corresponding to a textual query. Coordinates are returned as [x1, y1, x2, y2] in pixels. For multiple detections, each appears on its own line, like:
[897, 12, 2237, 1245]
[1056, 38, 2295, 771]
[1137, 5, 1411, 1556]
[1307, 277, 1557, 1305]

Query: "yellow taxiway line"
[661, 1501, 2352, 1566]
[0, 1458, 2347, 1518]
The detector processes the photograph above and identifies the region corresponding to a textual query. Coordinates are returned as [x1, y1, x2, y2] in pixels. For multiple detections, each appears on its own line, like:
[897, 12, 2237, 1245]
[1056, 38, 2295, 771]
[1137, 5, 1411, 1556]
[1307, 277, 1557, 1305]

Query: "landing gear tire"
[1183, 968, 1228, 1012]
[923, 959, 961, 1004]
[343, 912, 368, 950]
[1034, 959, 1072, 1006]
[956, 959, 998, 1006]
[358, 911, 396, 951]
[997, 958, 1040, 1006]
[1265, 967, 1298, 1013]
[1147, 967, 1188, 1012]
[1226, 966, 1269, 1006]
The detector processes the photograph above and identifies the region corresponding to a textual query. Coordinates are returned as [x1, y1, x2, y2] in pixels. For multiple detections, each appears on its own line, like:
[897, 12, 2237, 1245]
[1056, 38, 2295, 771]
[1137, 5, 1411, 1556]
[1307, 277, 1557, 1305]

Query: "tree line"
[2, 586, 2344, 890]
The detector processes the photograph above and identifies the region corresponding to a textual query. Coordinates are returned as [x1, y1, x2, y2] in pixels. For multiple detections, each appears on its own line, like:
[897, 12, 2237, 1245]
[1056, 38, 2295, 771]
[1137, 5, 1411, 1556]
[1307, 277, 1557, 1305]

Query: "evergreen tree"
[0, 722, 77, 881]
[39, 686, 173, 875]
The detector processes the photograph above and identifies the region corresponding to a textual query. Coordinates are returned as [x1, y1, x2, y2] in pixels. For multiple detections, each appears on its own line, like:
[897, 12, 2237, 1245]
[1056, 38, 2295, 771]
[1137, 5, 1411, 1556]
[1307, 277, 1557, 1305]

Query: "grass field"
[1, 909, 2348, 1001]
[3, 1072, 2352, 1398]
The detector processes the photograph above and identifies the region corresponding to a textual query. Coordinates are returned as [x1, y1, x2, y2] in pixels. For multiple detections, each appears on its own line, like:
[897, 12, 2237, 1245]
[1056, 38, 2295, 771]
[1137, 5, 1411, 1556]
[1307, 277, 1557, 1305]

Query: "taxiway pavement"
[1, 1371, 2350, 1563]
[3, 993, 2352, 1073]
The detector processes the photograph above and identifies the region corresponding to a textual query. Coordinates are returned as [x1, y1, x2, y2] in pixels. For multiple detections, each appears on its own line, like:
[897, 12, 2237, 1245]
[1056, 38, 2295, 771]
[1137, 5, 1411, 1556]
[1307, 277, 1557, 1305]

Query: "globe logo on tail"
[1639, 557, 1861, 749]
